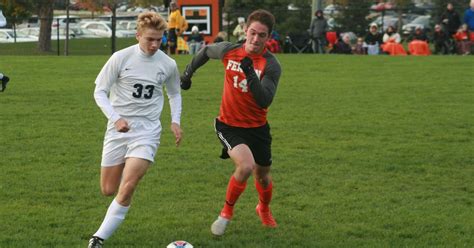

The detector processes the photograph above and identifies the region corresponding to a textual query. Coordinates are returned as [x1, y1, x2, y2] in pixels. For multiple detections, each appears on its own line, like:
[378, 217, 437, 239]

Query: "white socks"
[94, 199, 130, 240]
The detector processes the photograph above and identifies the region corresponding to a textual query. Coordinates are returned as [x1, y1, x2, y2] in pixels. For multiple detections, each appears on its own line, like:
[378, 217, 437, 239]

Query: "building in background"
[176, 0, 223, 43]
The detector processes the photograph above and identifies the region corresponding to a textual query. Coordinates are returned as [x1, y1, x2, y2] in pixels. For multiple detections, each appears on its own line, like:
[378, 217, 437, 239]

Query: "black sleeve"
[246, 54, 281, 108]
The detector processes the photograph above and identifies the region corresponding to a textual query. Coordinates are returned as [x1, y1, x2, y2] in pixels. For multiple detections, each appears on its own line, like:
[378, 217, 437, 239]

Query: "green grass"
[0, 38, 138, 55]
[0, 54, 473, 247]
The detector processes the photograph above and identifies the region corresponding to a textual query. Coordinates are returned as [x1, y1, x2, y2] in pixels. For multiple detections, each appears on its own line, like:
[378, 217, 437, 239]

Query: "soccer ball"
[166, 240, 193, 248]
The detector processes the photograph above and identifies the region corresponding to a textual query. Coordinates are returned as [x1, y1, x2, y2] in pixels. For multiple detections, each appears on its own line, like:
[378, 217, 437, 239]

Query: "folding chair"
[284, 33, 312, 53]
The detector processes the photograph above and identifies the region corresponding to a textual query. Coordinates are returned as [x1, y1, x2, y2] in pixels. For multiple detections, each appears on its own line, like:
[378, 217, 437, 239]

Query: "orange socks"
[221, 176, 247, 219]
[255, 180, 273, 212]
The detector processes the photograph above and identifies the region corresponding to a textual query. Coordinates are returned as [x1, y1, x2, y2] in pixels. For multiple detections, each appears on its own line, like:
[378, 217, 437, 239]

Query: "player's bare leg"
[89, 158, 150, 247]
[211, 144, 255, 236]
[100, 164, 125, 196]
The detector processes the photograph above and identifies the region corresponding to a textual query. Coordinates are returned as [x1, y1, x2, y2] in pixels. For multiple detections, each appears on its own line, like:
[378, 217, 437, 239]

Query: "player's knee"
[236, 162, 255, 177]
[101, 186, 117, 196]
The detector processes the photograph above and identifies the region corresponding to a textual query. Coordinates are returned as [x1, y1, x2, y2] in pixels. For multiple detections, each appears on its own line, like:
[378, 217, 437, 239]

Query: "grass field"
[0, 54, 473, 247]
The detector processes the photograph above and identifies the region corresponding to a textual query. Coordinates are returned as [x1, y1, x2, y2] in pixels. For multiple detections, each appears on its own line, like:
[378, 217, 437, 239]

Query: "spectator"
[309, 10, 328, 54]
[187, 25, 204, 55]
[408, 27, 431, 55]
[432, 24, 451, 55]
[160, 30, 168, 53]
[453, 24, 471, 55]
[177, 36, 189, 54]
[265, 31, 281, 53]
[364, 23, 383, 55]
[214, 31, 227, 43]
[408, 27, 429, 42]
[381, 25, 407, 55]
[330, 33, 352, 54]
[353, 37, 366, 55]
[440, 2, 461, 36]
[167, 1, 187, 54]
[233, 17, 246, 43]
[464, 0, 474, 35]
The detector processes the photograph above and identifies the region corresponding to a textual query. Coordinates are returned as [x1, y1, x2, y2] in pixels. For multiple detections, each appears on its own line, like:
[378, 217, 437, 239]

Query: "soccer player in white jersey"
[88, 12, 182, 248]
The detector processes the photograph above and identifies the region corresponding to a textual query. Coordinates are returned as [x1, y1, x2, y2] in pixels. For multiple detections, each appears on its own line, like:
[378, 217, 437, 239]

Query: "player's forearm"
[183, 46, 211, 78]
[246, 72, 275, 109]
[184, 43, 232, 78]
[94, 89, 120, 123]
[168, 93, 182, 125]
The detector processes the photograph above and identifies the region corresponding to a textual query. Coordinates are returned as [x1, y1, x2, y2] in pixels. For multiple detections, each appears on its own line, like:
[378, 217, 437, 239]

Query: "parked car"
[323, 4, 341, 16]
[0, 29, 37, 43]
[402, 15, 433, 35]
[81, 21, 135, 38]
[70, 27, 101, 39]
[17, 15, 40, 28]
[118, 20, 137, 30]
[18, 27, 75, 40]
[52, 15, 82, 28]
[370, 15, 409, 32]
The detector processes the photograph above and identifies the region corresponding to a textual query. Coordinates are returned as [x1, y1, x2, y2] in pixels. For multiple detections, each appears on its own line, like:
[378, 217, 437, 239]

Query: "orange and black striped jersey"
[184, 42, 281, 128]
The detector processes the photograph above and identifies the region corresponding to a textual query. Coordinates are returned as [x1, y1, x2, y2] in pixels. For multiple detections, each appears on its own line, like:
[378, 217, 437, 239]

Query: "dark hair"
[246, 9, 275, 34]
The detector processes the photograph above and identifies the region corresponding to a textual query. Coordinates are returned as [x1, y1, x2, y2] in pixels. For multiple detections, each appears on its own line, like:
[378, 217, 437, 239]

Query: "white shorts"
[101, 118, 162, 167]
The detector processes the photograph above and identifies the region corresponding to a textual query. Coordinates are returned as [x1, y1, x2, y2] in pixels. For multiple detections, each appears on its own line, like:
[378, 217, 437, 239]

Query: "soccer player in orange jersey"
[180, 9, 281, 236]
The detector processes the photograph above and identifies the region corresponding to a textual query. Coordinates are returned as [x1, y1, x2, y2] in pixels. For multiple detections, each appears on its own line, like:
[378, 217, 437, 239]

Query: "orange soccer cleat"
[256, 204, 277, 227]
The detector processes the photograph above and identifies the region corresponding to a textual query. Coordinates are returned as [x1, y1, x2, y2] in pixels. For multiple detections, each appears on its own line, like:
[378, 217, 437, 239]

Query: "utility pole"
[64, 0, 69, 56]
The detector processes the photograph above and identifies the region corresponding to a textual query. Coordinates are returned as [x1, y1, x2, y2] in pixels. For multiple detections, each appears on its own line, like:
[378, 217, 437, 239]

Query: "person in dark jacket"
[331, 33, 352, 54]
[432, 24, 450, 54]
[408, 27, 429, 42]
[309, 10, 328, 54]
[440, 3, 462, 36]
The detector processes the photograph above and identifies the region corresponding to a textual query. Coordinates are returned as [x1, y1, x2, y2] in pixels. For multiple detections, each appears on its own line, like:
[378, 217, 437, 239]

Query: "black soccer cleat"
[88, 236, 104, 248]
[1, 75, 9, 92]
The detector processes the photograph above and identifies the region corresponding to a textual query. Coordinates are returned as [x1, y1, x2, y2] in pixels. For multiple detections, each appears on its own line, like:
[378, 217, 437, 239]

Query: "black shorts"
[214, 118, 272, 166]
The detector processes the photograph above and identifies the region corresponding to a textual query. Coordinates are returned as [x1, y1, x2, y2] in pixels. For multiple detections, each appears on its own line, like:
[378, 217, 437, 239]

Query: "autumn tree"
[0, 0, 31, 29]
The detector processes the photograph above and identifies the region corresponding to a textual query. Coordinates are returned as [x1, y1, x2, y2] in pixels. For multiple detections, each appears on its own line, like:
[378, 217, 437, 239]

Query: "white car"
[118, 20, 137, 30]
[81, 21, 135, 38]
[402, 15, 432, 35]
[0, 29, 37, 43]
[52, 15, 82, 28]
[18, 27, 75, 40]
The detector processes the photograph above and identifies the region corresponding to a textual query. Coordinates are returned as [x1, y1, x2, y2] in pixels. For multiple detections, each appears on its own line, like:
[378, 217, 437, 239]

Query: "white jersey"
[94, 44, 181, 126]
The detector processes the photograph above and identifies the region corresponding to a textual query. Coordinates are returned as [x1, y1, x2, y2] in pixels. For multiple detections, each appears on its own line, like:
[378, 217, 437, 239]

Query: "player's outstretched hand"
[180, 73, 192, 90]
[240, 57, 254, 74]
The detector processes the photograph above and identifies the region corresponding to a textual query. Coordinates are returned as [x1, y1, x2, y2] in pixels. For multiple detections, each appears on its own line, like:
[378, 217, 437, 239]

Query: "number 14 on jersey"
[233, 76, 248, 92]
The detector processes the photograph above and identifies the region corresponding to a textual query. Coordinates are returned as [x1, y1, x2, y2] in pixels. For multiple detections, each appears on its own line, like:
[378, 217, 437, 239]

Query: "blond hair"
[137, 12, 167, 33]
